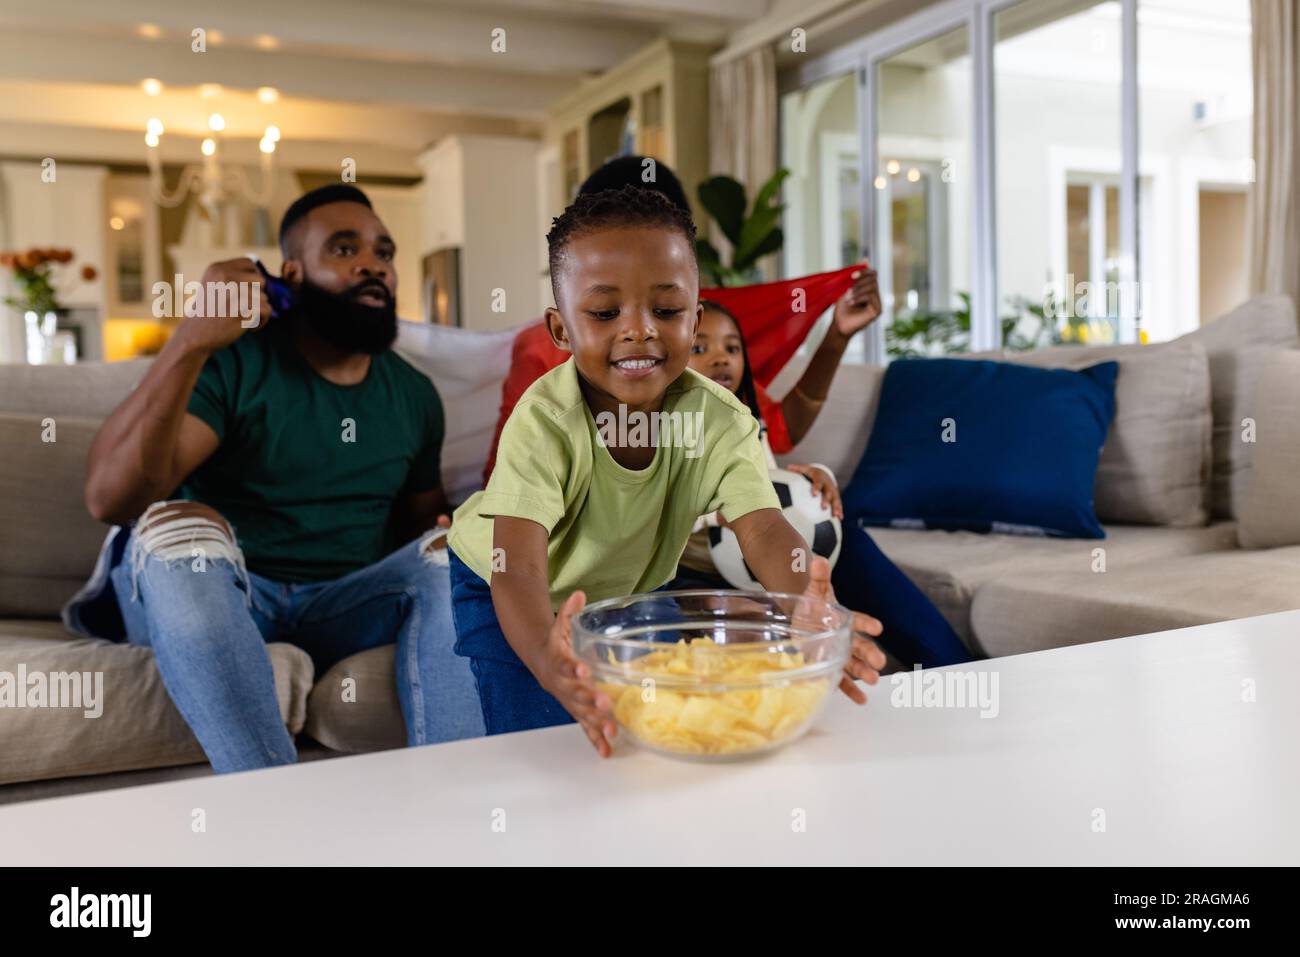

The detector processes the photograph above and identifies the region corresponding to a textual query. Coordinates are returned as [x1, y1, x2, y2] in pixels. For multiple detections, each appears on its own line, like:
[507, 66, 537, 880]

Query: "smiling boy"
[446, 187, 886, 755]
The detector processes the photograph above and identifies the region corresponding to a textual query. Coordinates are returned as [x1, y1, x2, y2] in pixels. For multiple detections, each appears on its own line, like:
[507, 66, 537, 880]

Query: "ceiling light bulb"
[146, 117, 164, 136]
[208, 113, 225, 132]
[144, 132, 160, 148]
[142, 78, 162, 96]
[257, 87, 279, 104]
[259, 137, 276, 155]
[886, 159, 901, 176]
[264, 125, 281, 142]
[201, 138, 216, 156]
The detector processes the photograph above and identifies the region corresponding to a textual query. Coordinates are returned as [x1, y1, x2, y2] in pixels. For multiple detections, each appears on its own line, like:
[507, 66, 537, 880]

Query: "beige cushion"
[868, 522, 1239, 652]
[1237, 351, 1300, 547]
[817, 344, 1213, 527]
[304, 646, 406, 753]
[0, 359, 148, 417]
[1181, 295, 1298, 519]
[969, 547, 1300, 657]
[1007, 339, 1212, 526]
[777, 363, 885, 479]
[0, 415, 115, 617]
[0, 620, 313, 785]
[394, 320, 526, 503]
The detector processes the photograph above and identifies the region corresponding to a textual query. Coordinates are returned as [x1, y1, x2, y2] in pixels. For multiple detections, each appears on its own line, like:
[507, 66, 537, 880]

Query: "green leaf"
[752, 168, 791, 213]
[733, 228, 784, 273]
[695, 239, 725, 287]
[696, 176, 747, 247]
[733, 209, 784, 270]
[695, 238, 722, 268]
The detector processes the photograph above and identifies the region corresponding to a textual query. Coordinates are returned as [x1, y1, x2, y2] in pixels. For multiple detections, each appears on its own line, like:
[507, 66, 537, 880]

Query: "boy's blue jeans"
[447, 548, 574, 735]
[448, 549, 693, 735]
[72, 510, 485, 773]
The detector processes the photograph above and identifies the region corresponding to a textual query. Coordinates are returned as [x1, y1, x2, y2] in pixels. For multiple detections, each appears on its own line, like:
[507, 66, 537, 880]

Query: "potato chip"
[599, 638, 832, 756]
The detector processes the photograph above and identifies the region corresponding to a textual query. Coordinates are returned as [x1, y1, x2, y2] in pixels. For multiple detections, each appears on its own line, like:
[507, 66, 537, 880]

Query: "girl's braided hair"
[698, 298, 764, 426]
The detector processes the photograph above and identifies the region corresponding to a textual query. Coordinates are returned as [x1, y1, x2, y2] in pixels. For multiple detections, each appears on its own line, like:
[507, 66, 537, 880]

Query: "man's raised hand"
[176, 258, 275, 355]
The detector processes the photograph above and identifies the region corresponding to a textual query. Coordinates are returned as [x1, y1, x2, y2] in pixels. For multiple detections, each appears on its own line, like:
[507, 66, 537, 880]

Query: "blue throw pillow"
[841, 357, 1119, 539]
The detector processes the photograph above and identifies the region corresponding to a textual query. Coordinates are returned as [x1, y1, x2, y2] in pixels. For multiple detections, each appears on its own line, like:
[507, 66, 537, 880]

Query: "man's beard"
[290, 276, 398, 355]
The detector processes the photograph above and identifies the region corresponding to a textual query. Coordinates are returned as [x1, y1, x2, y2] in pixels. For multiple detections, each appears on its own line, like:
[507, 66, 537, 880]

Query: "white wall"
[365, 184, 423, 322]
[418, 135, 542, 332]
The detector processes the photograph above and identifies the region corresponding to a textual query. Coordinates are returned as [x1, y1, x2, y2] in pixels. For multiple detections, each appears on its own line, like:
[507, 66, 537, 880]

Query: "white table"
[3, 611, 1297, 866]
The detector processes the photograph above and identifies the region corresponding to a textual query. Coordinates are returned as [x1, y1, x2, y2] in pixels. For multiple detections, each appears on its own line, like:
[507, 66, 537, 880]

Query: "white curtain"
[1249, 0, 1300, 310]
[708, 45, 778, 271]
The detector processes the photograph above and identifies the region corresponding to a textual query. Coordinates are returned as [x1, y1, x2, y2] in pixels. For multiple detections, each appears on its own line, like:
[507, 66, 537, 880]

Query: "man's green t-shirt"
[448, 358, 779, 609]
[182, 325, 444, 583]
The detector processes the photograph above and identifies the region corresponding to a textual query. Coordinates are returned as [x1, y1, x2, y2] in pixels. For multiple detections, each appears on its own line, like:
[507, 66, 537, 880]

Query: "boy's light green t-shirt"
[448, 358, 779, 608]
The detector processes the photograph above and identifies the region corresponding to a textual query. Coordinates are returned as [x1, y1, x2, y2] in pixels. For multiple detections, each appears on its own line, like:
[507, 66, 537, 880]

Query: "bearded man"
[70, 184, 483, 772]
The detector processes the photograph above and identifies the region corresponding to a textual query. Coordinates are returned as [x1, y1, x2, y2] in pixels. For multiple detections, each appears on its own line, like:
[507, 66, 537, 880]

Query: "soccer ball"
[708, 468, 843, 591]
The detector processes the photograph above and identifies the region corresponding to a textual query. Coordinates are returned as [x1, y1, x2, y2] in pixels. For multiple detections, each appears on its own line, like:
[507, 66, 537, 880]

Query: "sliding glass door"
[875, 25, 973, 358]
[780, 72, 862, 280]
[777, 0, 1253, 359]
[994, 0, 1124, 350]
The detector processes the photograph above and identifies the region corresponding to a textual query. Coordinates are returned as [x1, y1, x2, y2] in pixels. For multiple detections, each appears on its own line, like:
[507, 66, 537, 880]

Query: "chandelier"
[144, 113, 280, 217]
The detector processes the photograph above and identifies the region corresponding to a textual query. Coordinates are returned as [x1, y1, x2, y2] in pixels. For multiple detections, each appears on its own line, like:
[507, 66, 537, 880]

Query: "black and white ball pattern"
[708, 468, 843, 591]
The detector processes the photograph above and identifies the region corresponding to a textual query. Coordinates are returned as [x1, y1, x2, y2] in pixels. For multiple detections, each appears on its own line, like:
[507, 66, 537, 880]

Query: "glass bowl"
[572, 590, 851, 761]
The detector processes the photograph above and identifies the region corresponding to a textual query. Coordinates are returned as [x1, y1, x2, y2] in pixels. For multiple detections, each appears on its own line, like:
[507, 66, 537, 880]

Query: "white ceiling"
[0, 0, 772, 173]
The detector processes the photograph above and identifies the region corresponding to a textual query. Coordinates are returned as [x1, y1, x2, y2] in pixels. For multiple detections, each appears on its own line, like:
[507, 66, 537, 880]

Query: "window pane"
[995, 0, 1122, 349]
[778, 71, 866, 374]
[780, 72, 861, 278]
[1139, 0, 1252, 337]
[876, 25, 972, 358]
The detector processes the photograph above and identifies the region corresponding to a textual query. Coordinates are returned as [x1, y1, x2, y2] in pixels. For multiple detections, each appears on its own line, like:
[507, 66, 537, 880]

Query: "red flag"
[703, 265, 859, 386]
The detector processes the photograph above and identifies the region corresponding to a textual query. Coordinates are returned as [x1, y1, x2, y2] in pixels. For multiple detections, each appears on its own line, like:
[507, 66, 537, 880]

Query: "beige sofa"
[2, 295, 1298, 795]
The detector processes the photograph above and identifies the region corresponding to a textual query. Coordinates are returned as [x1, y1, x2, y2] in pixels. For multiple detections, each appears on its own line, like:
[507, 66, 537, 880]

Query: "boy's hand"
[799, 556, 885, 703]
[786, 464, 843, 519]
[534, 590, 618, 757]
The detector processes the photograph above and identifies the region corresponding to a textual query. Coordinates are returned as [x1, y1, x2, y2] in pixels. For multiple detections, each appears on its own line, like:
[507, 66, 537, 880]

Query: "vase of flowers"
[0, 247, 97, 364]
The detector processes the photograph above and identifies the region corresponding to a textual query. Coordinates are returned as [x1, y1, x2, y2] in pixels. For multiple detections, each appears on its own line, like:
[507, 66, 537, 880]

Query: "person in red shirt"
[483, 156, 881, 482]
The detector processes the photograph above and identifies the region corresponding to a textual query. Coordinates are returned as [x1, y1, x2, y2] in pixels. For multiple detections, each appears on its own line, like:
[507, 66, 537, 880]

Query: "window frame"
[777, 0, 1143, 359]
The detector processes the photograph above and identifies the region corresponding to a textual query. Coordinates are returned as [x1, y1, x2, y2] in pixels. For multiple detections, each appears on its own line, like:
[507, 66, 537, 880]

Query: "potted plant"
[694, 170, 790, 287]
[0, 246, 96, 363]
[885, 292, 1064, 358]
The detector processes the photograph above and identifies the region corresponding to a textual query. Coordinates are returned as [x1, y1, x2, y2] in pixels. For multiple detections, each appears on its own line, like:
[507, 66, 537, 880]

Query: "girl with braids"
[673, 299, 973, 669]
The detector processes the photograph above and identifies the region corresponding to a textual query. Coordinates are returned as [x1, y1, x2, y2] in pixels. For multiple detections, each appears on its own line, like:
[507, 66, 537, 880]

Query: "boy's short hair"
[547, 186, 697, 303]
